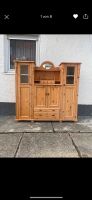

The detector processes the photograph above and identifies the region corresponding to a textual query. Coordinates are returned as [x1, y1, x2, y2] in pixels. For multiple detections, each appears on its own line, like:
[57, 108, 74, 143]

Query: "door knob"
[46, 93, 49, 95]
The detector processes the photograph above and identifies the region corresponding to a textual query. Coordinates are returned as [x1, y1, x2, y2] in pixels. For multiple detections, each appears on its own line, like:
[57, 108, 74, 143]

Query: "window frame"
[5, 35, 40, 73]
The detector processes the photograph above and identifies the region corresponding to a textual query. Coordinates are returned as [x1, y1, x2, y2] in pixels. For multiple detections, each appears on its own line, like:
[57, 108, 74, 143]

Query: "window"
[66, 67, 75, 84]
[10, 40, 36, 69]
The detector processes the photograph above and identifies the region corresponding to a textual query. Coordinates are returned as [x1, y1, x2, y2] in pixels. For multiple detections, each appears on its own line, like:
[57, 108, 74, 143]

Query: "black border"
[0, 158, 92, 199]
[0, 6, 92, 33]
[0, 5, 92, 200]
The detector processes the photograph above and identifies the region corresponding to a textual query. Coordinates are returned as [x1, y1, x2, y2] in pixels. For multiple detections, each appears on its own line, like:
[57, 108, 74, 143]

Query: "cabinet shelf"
[34, 80, 61, 84]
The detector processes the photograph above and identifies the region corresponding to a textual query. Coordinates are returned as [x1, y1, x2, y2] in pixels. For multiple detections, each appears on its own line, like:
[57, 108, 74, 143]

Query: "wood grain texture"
[15, 61, 81, 121]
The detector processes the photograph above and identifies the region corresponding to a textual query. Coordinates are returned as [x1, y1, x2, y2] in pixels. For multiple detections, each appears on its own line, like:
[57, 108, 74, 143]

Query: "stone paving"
[0, 115, 92, 157]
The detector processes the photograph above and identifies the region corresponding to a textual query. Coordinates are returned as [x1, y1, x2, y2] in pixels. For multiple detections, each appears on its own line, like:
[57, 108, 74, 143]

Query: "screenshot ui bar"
[0, 8, 91, 33]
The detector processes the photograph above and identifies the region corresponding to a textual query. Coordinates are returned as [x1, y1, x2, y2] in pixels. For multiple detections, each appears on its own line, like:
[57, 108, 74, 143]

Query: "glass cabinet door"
[20, 65, 28, 83]
[66, 66, 75, 84]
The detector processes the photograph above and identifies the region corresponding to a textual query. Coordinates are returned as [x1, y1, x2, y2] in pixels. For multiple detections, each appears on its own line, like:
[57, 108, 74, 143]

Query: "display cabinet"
[15, 60, 81, 121]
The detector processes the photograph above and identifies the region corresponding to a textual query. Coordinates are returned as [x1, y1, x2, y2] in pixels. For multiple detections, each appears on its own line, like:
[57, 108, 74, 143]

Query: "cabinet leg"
[31, 120, 34, 122]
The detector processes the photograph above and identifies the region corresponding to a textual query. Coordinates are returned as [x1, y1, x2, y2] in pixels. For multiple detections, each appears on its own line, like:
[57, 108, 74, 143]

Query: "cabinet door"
[34, 86, 47, 108]
[18, 64, 30, 119]
[47, 86, 60, 108]
[62, 65, 77, 120]
[19, 86, 30, 119]
[16, 62, 35, 120]
[63, 86, 76, 120]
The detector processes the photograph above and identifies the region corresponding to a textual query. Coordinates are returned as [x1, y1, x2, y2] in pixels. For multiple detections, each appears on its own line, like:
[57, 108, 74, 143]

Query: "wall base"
[0, 103, 92, 116]
[0, 102, 15, 115]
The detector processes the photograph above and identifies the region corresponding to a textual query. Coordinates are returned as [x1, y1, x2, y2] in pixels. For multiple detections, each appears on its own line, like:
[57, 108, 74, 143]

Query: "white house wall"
[0, 35, 4, 72]
[0, 35, 15, 102]
[0, 34, 92, 104]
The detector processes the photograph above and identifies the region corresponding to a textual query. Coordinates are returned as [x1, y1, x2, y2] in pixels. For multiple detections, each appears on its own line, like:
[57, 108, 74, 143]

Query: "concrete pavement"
[0, 116, 92, 157]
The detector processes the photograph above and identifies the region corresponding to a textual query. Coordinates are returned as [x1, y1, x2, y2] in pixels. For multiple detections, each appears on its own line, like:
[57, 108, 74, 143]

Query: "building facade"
[0, 34, 92, 115]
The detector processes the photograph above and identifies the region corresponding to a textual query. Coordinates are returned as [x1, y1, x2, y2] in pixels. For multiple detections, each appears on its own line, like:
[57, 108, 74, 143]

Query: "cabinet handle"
[46, 93, 49, 95]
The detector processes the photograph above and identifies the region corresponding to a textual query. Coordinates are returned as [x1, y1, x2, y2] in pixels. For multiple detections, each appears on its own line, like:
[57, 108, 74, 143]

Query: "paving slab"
[70, 133, 92, 157]
[52, 122, 92, 132]
[77, 116, 92, 124]
[0, 116, 10, 126]
[16, 132, 78, 157]
[22, 122, 53, 133]
[0, 116, 53, 133]
[0, 133, 23, 157]
[0, 116, 16, 133]
[0, 119, 50, 133]
[0, 116, 92, 133]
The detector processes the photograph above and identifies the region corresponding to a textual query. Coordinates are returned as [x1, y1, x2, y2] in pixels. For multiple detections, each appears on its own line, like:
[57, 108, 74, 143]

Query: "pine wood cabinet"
[15, 60, 81, 121]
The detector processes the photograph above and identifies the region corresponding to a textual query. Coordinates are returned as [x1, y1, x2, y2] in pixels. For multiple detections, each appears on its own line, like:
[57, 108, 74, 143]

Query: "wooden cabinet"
[15, 60, 81, 121]
[60, 63, 81, 121]
[15, 61, 35, 120]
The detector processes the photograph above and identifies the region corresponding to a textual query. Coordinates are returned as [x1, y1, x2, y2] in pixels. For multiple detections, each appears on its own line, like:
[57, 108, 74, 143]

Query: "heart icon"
[73, 14, 78, 19]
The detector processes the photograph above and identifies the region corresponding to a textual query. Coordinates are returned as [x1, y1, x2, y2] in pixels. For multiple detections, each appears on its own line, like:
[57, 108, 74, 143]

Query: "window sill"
[3, 70, 15, 75]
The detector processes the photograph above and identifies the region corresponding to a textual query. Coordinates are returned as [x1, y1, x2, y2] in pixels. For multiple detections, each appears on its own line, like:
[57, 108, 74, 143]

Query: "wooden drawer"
[34, 108, 59, 113]
[47, 112, 59, 119]
[34, 112, 48, 119]
[34, 111, 59, 120]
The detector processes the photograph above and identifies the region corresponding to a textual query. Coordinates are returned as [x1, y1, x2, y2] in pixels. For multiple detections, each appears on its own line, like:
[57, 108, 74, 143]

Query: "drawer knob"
[46, 93, 49, 95]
